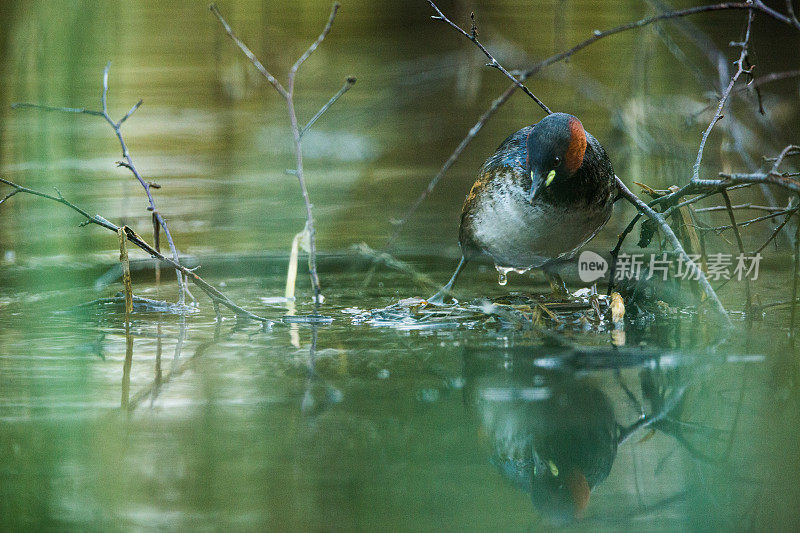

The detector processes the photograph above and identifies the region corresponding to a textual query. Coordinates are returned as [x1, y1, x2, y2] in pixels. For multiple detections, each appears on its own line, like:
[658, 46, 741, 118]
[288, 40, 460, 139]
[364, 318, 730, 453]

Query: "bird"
[429, 112, 616, 302]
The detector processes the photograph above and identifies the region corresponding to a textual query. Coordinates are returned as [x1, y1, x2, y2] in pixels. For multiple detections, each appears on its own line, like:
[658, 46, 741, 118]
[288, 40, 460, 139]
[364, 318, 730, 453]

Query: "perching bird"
[430, 112, 616, 302]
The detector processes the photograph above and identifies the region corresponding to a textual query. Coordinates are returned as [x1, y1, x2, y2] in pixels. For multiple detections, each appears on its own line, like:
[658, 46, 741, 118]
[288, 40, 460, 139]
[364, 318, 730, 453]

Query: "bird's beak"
[527, 169, 556, 204]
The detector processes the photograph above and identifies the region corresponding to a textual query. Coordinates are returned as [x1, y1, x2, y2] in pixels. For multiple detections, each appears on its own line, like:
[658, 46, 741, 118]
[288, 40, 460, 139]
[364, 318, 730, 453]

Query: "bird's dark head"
[525, 112, 587, 203]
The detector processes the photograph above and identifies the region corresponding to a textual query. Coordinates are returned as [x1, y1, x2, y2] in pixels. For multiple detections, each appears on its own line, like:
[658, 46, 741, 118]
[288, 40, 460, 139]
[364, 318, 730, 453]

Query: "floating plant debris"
[349, 290, 632, 332]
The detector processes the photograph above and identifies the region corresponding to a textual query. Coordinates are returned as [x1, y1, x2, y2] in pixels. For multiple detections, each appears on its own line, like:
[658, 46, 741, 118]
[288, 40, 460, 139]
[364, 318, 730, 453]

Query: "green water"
[2, 0, 800, 530]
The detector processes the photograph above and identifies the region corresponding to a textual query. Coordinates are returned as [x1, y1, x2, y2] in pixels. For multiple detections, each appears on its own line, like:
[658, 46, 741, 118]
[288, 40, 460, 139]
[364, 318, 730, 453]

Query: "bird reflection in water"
[463, 346, 690, 525]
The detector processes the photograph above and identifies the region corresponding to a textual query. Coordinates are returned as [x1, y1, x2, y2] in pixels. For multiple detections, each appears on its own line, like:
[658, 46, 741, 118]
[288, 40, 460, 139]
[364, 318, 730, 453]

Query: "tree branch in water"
[211, 2, 353, 306]
[0, 177, 272, 325]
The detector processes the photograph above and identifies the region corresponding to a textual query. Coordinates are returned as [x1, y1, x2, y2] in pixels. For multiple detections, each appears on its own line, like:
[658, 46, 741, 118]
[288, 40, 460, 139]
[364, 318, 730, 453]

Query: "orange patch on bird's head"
[564, 117, 587, 174]
[566, 468, 590, 517]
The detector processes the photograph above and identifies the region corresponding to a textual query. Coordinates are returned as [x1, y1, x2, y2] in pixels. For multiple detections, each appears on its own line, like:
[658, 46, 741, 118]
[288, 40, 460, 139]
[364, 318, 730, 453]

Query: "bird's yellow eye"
[545, 170, 556, 187]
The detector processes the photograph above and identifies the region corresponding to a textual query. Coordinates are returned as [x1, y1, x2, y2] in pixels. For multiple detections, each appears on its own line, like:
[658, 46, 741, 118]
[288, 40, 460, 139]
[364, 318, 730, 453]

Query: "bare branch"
[694, 203, 784, 213]
[691, 9, 755, 183]
[614, 176, 732, 325]
[755, 198, 797, 253]
[427, 1, 552, 114]
[721, 189, 751, 311]
[0, 189, 20, 207]
[608, 212, 644, 289]
[209, 3, 289, 99]
[211, 2, 342, 305]
[300, 76, 356, 138]
[10, 102, 103, 117]
[0, 177, 271, 324]
[291, 2, 340, 75]
[694, 145, 800, 193]
[118, 99, 143, 126]
[702, 206, 800, 231]
[518, 3, 772, 84]
[752, 0, 797, 26]
[1, 177, 118, 232]
[13, 66, 190, 303]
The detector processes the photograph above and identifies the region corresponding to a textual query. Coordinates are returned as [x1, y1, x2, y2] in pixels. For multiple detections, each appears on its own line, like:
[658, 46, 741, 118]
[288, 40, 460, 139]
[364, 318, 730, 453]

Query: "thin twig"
[520, 1, 793, 86]
[695, 145, 800, 192]
[209, 4, 288, 98]
[691, 9, 755, 184]
[694, 203, 784, 213]
[0, 177, 272, 324]
[10, 103, 103, 117]
[703, 207, 800, 231]
[608, 212, 644, 292]
[721, 189, 751, 312]
[0, 189, 20, 206]
[754, 198, 797, 254]
[119, 99, 143, 125]
[211, 2, 343, 305]
[300, 76, 356, 138]
[427, 1, 552, 114]
[754, 297, 800, 312]
[688, 69, 800, 119]
[291, 3, 340, 74]
[13, 64, 189, 304]
[615, 177, 732, 324]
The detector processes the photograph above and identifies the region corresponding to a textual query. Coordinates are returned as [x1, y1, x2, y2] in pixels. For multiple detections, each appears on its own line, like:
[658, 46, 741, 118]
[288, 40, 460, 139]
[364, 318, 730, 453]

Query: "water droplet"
[495, 264, 530, 286]
[495, 265, 512, 285]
